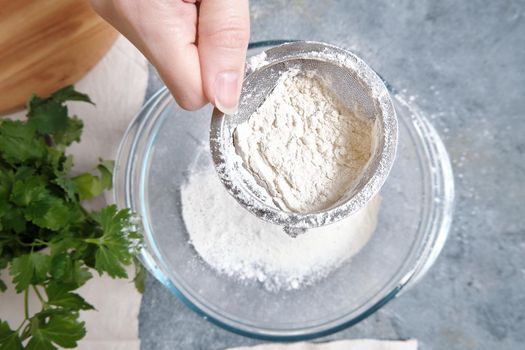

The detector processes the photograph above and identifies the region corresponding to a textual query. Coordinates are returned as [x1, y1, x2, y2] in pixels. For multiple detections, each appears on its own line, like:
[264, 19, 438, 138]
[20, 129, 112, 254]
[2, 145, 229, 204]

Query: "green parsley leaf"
[53, 176, 78, 202]
[27, 97, 68, 135]
[25, 333, 56, 350]
[9, 255, 33, 292]
[0, 168, 14, 213]
[72, 160, 114, 201]
[45, 282, 94, 311]
[0, 320, 23, 350]
[10, 176, 48, 206]
[32, 254, 52, 283]
[94, 245, 128, 278]
[71, 261, 93, 288]
[133, 258, 146, 294]
[0, 120, 46, 164]
[48, 253, 92, 289]
[95, 205, 129, 237]
[88, 206, 135, 278]
[62, 155, 74, 174]
[26, 86, 91, 139]
[71, 173, 104, 201]
[97, 159, 114, 189]
[1, 206, 27, 233]
[53, 116, 83, 146]
[25, 197, 72, 231]
[13, 166, 35, 181]
[28, 314, 86, 349]
[9, 253, 51, 293]
[50, 85, 93, 105]
[48, 236, 78, 256]
[50, 253, 72, 281]
[43, 148, 66, 173]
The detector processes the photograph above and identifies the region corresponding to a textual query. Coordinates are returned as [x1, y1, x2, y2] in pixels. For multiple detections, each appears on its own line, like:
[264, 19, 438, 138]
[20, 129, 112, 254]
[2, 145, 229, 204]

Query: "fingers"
[140, 1, 207, 110]
[91, 0, 250, 112]
[91, 0, 207, 110]
[153, 37, 207, 111]
[198, 0, 250, 114]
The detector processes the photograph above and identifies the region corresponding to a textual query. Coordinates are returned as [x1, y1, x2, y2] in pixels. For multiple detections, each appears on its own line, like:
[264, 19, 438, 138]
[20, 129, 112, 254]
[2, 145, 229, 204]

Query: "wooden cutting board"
[0, 0, 118, 114]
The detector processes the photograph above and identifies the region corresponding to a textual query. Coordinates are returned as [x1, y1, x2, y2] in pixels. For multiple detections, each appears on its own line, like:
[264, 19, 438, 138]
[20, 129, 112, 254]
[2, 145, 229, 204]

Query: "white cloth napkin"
[227, 339, 417, 350]
[0, 35, 148, 350]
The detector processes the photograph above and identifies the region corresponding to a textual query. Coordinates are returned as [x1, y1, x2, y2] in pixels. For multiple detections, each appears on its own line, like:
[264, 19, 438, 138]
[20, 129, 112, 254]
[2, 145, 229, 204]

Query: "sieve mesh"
[210, 41, 397, 232]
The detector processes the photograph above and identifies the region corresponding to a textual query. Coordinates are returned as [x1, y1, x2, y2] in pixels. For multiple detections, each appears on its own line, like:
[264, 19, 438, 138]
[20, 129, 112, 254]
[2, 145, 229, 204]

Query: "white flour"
[182, 167, 381, 292]
[234, 69, 373, 213]
[246, 51, 267, 71]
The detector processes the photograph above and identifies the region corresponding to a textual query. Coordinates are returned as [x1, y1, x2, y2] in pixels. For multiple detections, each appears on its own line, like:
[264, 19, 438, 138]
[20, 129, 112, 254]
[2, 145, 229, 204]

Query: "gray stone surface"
[139, 1, 525, 349]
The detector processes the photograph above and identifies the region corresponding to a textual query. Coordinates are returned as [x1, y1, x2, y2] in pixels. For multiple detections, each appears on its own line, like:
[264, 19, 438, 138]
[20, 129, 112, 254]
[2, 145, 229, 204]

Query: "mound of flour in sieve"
[234, 69, 373, 213]
[182, 167, 381, 292]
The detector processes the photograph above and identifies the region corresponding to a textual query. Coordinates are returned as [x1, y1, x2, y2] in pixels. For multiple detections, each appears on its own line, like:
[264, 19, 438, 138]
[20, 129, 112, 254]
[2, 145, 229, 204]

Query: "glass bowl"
[113, 42, 454, 340]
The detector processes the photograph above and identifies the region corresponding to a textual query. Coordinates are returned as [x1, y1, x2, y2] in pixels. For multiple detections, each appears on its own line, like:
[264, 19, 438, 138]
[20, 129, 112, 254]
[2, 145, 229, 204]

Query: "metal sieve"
[210, 41, 398, 234]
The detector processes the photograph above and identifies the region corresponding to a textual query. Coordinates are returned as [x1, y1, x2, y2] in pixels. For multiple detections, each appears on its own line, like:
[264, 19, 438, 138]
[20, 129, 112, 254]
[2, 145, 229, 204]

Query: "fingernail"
[214, 71, 240, 115]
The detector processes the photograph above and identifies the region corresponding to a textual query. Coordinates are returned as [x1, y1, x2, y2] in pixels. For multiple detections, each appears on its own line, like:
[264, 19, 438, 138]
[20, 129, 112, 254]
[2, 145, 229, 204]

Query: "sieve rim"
[210, 41, 398, 229]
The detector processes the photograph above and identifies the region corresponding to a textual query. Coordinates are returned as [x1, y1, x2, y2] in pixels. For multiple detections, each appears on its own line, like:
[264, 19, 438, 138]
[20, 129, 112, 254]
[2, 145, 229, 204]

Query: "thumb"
[198, 0, 250, 114]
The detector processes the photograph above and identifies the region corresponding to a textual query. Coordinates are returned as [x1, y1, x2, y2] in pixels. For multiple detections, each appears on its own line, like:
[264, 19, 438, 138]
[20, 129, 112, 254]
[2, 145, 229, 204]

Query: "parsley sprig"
[0, 86, 144, 350]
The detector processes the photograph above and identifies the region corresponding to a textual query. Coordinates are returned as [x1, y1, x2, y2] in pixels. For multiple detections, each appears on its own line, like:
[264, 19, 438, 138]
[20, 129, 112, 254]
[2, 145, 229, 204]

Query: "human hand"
[90, 0, 250, 114]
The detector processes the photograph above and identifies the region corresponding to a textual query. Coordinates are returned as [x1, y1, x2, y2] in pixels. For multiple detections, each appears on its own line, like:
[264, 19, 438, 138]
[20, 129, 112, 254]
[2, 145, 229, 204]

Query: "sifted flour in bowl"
[181, 167, 381, 292]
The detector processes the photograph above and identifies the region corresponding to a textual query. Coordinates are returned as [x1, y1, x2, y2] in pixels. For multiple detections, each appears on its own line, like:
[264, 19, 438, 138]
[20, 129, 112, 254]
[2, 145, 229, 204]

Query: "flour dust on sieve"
[234, 69, 373, 213]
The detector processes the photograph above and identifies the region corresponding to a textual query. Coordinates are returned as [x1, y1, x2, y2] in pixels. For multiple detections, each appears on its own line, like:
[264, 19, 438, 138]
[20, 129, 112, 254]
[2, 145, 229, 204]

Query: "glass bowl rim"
[113, 40, 455, 341]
